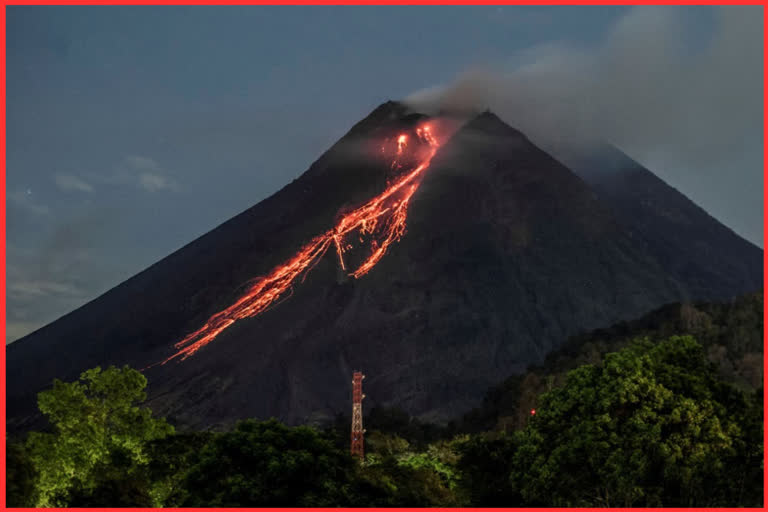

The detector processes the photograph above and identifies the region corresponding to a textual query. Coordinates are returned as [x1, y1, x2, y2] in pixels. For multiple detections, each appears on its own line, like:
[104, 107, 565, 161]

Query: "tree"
[365, 430, 411, 459]
[353, 430, 462, 506]
[24, 366, 173, 507]
[456, 432, 521, 506]
[509, 336, 762, 507]
[396, 437, 463, 491]
[351, 455, 460, 507]
[6, 441, 37, 507]
[145, 431, 212, 506]
[180, 419, 356, 507]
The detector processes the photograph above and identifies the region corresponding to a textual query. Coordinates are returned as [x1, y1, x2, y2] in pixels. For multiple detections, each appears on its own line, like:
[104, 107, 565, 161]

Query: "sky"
[6, 6, 762, 343]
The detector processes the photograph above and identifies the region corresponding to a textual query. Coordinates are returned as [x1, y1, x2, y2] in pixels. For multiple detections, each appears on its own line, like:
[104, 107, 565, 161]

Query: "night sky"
[6, 6, 762, 343]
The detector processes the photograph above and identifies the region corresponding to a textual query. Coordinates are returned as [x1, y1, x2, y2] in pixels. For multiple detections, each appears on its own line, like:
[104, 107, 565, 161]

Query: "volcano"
[7, 102, 762, 430]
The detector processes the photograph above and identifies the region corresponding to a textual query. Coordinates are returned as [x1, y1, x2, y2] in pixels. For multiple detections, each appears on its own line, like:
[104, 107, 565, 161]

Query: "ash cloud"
[406, 6, 762, 244]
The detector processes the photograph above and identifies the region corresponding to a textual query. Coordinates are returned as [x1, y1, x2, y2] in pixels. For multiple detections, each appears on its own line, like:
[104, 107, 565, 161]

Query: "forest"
[6, 293, 763, 507]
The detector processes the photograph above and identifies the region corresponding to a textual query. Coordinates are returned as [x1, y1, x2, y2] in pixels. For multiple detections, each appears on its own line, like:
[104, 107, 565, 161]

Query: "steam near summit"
[405, 6, 762, 244]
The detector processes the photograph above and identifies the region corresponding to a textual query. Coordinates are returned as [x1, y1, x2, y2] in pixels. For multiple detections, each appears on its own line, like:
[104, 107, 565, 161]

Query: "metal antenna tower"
[351, 371, 365, 459]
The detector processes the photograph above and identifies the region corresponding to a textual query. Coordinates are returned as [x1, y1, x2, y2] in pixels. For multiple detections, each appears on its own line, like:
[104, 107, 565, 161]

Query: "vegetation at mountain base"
[6, 295, 763, 507]
[513, 336, 761, 507]
[8, 366, 174, 507]
[456, 292, 763, 434]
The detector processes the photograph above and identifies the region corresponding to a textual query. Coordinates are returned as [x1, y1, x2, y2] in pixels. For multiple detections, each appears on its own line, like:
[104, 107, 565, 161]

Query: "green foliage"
[6, 441, 37, 507]
[455, 432, 521, 506]
[365, 430, 411, 457]
[7, 294, 763, 508]
[180, 418, 356, 507]
[458, 293, 764, 433]
[396, 438, 462, 490]
[352, 454, 462, 507]
[508, 336, 763, 507]
[23, 365, 173, 507]
[350, 430, 464, 506]
[145, 431, 212, 506]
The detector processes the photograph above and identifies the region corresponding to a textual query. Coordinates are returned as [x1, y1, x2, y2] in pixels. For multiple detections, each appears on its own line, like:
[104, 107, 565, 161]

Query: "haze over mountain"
[7, 102, 762, 431]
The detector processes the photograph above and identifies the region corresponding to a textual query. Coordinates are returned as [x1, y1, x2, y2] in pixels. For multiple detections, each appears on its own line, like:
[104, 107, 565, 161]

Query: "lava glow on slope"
[160, 120, 453, 364]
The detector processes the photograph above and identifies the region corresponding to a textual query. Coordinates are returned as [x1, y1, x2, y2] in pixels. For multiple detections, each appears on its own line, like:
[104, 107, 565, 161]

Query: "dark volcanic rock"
[6, 104, 762, 431]
[555, 143, 762, 302]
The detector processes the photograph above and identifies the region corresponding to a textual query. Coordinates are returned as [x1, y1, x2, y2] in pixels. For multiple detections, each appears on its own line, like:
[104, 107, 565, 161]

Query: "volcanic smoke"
[160, 120, 453, 364]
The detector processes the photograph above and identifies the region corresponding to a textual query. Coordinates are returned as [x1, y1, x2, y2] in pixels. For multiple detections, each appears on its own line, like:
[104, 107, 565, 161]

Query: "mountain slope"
[7, 103, 761, 431]
[557, 143, 762, 301]
[455, 291, 763, 434]
[7, 100, 428, 428]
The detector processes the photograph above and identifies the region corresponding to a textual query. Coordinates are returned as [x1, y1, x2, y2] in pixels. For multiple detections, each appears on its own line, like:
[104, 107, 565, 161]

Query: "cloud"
[54, 173, 94, 192]
[6, 153, 178, 343]
[405, 6, 762, 160]
[5, 214, 112, 343]
[7, 279, 83, 299]
[405, 6, 763, 245]
[125, 155, 162, 172]
[8, 188, 49, 215]
[124, 155, 177, 192]
[138, 172, 174, 192]
[94, 155, 177, 192]
[5, 253, 89, 343]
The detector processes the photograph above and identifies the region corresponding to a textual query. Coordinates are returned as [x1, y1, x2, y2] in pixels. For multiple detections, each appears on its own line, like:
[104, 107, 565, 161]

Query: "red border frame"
[1, 2, 765, 511]
[763, 5, 767, 512]
[0, 0, 767, 4]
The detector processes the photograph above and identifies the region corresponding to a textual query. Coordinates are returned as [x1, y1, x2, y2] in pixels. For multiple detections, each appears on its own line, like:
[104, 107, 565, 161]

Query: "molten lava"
[161, 120, 451, 364]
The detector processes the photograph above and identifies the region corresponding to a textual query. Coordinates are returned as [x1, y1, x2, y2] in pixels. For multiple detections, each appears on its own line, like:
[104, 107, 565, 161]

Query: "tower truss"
[351, 371, 365, 459]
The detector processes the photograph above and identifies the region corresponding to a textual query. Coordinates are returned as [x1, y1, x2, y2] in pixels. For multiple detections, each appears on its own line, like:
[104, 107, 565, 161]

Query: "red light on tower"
[351, 371, 366, 459]
[530, 408, 536, 416]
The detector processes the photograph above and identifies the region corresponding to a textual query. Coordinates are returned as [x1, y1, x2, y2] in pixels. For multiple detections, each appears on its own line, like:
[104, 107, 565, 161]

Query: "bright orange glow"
[417, 125, 437, 147]
[159, 120, 452, 364]
[397, 134, 408, 155]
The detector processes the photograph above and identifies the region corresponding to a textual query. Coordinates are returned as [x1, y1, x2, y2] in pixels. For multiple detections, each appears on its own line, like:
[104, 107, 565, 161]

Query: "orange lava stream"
[161, 122, 443, 364]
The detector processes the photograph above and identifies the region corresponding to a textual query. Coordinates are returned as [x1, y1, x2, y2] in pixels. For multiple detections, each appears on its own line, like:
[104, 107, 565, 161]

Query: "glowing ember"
[416, 125, 437, 147]
[397, 134, 408, 154]
[160, 120, 451, 364]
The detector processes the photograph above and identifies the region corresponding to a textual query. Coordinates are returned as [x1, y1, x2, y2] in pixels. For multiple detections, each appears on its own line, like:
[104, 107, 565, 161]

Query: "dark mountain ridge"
[7, 102, 762, 431]
[455, 291, 763, 435]
[556, 143, 762, 300]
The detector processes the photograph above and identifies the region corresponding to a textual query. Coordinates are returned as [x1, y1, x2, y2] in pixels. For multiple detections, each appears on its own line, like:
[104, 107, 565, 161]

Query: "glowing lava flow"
[161, 122, 445, 364]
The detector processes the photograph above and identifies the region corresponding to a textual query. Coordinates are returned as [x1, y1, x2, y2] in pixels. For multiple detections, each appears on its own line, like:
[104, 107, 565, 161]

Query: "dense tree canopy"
[179, 419, 356, 507]
[507, 336, 762, 506]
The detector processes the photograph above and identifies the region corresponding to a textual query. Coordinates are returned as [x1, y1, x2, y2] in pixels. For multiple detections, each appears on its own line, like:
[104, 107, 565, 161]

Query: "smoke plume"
[407, 6, 761, 155]
[405, 6, 763, 245]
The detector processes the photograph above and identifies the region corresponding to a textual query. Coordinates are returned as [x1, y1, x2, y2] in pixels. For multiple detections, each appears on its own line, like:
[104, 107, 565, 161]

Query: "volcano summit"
[7, 102, 762, 430]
